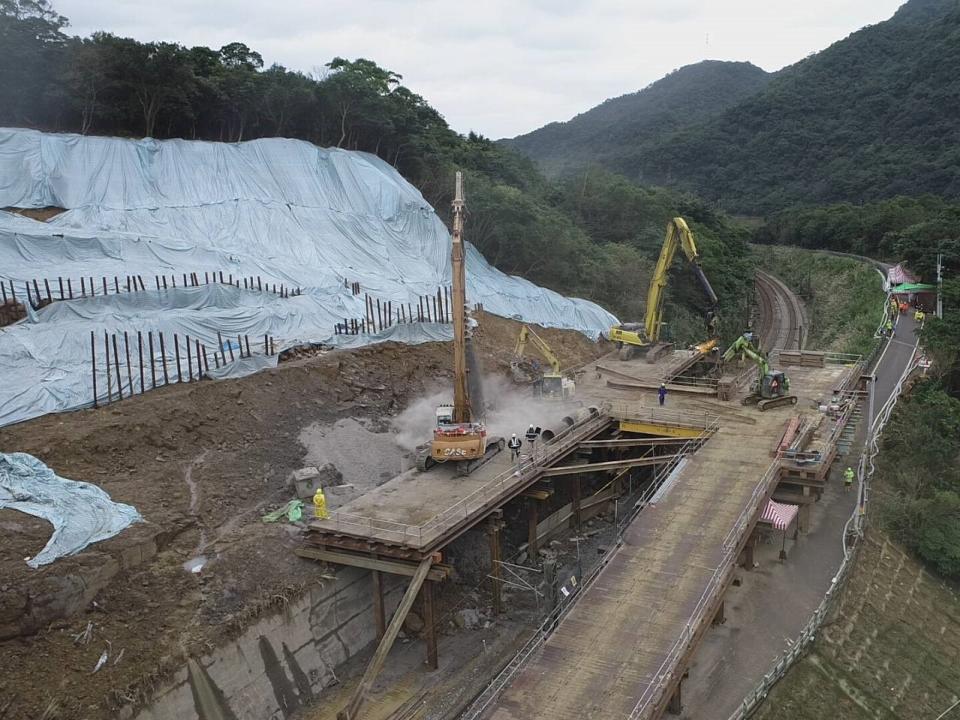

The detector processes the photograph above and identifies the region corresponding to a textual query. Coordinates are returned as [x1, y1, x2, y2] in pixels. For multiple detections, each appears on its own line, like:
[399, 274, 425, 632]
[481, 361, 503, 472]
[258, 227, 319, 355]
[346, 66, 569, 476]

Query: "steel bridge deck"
[482, 359, 854, 720]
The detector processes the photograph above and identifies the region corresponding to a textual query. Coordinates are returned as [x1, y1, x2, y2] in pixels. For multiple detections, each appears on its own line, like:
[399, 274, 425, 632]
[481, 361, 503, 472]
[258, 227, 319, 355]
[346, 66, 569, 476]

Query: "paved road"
[871, 313, 919, 423]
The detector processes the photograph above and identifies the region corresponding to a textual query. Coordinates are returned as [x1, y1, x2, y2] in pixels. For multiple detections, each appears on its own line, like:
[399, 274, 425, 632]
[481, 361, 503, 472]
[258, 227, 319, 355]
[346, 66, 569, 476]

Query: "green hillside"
[503, 60, 771, 178]
[508, 0, 960, 213]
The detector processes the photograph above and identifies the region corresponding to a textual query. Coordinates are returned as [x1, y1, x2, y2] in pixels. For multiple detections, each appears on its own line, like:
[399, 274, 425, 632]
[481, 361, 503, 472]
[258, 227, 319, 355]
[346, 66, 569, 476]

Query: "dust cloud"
[391, 374, 576, 451]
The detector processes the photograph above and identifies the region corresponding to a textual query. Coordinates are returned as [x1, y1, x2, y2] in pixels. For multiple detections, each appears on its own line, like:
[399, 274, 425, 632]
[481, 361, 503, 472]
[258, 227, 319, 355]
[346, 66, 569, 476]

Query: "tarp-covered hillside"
[0, 128, 616, 426]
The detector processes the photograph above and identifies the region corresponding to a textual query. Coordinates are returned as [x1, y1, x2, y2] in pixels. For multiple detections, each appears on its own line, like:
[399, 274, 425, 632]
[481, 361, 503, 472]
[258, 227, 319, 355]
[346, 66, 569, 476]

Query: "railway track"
[755, 271, 806, 352]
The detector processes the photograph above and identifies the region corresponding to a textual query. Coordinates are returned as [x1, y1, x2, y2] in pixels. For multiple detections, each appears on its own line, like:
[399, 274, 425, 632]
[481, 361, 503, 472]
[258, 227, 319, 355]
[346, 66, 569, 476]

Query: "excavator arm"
[644, 217, 719, 342]
[514, 325, 562, 374]
[722, 334, 769, 376]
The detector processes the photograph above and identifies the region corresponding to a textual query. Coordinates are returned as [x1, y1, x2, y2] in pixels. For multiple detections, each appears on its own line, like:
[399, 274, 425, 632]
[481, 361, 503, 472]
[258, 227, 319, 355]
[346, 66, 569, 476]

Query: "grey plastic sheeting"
[0, 452, 142, 568]
[0, 128, 616, 427]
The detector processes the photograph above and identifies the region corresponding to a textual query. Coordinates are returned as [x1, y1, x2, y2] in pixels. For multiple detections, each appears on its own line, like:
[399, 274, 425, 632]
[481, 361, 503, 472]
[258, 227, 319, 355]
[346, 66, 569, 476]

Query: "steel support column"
[527, 498, 539, 556]
[371, 567, 386, 642]
[488, 512, 503, 616]
[422, 579, 438, 670]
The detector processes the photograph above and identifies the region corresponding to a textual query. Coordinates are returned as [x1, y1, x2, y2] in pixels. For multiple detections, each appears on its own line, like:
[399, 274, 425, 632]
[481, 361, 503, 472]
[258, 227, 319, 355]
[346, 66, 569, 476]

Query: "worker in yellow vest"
[313, 487, 330, 519]
[843, 467, 855, 492]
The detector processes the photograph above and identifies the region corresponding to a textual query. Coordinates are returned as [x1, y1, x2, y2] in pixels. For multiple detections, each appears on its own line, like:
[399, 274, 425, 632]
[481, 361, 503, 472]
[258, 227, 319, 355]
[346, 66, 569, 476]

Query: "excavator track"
[455, 437, 505, 476]
[757, 395, 798, 411]
[416, 437, 505, 475]
[415, 447, 436, 472]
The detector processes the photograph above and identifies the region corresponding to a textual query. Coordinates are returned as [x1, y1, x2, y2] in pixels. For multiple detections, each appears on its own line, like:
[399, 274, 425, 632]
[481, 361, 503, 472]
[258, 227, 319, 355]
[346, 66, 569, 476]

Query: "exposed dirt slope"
[0, 317, 605, 719]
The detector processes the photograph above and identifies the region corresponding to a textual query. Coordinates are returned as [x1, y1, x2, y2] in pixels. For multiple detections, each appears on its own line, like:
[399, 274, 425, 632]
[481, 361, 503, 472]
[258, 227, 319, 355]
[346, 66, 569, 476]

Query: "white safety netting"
[0, 128, 616, 427]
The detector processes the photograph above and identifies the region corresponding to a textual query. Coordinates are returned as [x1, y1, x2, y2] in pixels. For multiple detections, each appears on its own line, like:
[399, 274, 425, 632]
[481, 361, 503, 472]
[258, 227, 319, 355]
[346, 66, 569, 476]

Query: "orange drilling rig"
[416, 172, 504, 474]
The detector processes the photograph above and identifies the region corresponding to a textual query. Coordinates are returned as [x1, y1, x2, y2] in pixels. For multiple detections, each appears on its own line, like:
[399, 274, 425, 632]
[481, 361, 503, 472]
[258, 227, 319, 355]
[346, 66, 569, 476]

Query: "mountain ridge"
[506, 0, 960, 212]
[503, 60, 771, 178]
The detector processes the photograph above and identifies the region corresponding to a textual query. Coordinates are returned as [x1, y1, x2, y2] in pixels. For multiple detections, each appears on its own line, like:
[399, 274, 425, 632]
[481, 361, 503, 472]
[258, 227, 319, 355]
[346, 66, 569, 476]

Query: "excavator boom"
[609, 217, 719, 361]
[645, 217, 718, 342]
[514, 325, 562, 374]
[512, 324, 575, 400]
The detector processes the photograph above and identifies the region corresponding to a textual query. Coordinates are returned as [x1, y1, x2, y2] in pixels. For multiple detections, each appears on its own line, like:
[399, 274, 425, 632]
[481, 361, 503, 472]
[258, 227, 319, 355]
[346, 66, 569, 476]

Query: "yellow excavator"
[416, 172, 505, 474]
[511, 325, 576, 400]
[609, 217, 719, 362]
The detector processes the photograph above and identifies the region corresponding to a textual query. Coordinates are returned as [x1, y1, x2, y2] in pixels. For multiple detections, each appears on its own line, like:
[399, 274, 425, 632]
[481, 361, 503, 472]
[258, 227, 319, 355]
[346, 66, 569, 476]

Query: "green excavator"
[722, 334, 797, 411]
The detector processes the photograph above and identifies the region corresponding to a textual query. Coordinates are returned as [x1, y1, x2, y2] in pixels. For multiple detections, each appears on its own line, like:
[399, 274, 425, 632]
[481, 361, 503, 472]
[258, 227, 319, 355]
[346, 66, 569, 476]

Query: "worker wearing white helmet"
[508, 433, 522, 461]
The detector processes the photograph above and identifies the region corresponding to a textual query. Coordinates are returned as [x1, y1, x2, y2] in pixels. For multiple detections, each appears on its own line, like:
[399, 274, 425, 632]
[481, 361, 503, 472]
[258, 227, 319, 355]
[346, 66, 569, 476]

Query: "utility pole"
[936, 252, 943, 319]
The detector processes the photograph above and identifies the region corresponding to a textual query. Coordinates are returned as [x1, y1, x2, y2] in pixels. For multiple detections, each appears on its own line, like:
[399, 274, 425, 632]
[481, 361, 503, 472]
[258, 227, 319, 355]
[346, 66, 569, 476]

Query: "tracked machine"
[722, 333, 797, 411]
[416, 172, 504, 474]
[610, 217, 719, 362]
[510, 325, 576, 400]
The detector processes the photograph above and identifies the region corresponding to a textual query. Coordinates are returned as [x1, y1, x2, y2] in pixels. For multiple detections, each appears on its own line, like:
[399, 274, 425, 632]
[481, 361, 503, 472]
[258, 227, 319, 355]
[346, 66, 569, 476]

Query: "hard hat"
[660, 383, 666, 388]
[512, 433, 517, 438]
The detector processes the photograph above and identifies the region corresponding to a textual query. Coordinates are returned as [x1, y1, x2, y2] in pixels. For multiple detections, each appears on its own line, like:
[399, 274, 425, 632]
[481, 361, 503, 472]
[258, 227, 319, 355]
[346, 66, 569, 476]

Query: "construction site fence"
[90, 328, 278, 407]
[725, 312, 919, 720]
[333, 285, 453, 336]
[462, 417, 718, 720]
[1, 270, 300, 313]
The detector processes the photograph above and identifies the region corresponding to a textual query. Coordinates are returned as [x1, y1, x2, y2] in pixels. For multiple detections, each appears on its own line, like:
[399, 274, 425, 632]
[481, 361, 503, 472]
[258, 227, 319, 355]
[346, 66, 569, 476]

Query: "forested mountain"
[508, 0, 960, 213]
[0, 0, 755, 337]
[504, 61, 771, 178]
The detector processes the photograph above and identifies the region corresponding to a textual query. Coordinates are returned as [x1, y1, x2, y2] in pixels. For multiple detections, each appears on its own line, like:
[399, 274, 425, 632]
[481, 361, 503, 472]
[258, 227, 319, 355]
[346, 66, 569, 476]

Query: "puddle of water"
[183, 555, 208, 574]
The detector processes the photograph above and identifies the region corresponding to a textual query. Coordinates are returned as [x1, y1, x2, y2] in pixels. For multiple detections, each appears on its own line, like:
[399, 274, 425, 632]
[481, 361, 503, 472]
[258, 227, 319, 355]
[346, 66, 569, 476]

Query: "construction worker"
[843, 467, 855, 492]
[658, 383, 667, 407]
[525, 424, 539, 445]
[884, 318, 893, 336]
[508, 433, 522, 462]
[313, 486, 329, 519]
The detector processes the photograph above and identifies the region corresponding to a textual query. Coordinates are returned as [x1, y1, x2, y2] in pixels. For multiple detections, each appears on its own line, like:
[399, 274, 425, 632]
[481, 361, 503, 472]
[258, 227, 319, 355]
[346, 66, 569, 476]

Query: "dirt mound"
[474, 311, 610, 375]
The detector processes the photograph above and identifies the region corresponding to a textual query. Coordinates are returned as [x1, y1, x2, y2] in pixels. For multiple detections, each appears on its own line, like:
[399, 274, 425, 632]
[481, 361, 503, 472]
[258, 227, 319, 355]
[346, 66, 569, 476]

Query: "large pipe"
[540, 406, 601, 442]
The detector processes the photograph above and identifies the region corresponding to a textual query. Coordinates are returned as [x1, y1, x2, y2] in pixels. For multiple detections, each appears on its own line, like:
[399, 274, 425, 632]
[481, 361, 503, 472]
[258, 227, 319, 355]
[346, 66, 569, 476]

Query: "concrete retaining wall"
[132, 567, 402, 720]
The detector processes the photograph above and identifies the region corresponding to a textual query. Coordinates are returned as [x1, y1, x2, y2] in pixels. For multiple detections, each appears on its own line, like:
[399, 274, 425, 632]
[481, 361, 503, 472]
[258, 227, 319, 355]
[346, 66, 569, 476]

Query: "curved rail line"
[755, 271, 806, 352]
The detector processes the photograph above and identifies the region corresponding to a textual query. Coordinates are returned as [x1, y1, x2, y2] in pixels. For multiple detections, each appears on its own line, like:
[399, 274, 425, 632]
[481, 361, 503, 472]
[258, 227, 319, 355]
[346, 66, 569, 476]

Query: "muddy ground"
[0, 314, 606, 719]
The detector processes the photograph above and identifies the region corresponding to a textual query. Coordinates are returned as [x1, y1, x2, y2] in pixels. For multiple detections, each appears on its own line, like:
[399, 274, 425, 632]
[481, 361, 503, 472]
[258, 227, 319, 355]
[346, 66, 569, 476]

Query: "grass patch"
[752, 529, 960, 720]
[752, 246, 886, 355]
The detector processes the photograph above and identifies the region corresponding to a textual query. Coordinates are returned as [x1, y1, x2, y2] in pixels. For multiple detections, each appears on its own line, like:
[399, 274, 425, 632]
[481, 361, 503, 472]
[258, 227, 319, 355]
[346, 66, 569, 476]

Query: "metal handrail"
[607, 401, 719, 431]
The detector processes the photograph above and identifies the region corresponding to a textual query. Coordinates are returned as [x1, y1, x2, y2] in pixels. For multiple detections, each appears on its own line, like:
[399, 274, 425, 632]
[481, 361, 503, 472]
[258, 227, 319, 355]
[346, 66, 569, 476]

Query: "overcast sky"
[56, 0, 906, 139]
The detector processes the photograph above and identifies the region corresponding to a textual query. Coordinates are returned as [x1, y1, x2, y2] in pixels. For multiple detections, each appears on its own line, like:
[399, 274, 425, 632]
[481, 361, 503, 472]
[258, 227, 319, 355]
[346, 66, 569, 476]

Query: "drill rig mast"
[416, 172, 504, 474]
